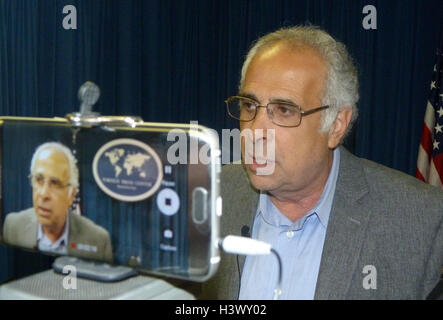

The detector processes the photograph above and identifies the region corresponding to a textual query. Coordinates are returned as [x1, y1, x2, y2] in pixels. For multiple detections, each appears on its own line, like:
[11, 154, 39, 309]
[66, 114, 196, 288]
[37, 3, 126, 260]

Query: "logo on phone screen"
[93, 138, 163, 202]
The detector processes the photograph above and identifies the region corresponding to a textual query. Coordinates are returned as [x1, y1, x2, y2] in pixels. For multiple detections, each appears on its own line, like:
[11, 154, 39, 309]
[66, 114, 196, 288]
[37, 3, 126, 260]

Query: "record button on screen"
[156, 188, 180, 216]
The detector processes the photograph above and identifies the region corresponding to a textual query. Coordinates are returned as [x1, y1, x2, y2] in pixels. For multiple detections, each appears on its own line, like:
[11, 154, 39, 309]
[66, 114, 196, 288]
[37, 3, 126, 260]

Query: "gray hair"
[240, 25, 359, 137]
[30, 142, 79, 191]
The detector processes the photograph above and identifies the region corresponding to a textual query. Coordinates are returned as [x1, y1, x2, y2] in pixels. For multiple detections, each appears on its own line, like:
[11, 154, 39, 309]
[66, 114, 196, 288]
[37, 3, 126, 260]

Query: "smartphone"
[0, 116, 221, 282]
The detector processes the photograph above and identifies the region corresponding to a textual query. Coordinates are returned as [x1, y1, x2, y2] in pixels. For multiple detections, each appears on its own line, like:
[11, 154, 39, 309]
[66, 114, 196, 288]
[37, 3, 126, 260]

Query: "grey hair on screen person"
[30, 142, 79, 191]
[240, 25, 359, 138]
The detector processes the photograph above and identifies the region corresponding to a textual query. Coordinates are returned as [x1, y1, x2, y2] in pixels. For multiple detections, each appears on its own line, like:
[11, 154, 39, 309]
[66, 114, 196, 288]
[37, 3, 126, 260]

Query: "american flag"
[416, 34, 443, 189]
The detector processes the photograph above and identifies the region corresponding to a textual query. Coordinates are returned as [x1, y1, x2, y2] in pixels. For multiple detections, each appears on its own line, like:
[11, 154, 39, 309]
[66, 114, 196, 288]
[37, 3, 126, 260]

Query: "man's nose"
[250, 106, 272, 131]
[37, 183, 51, 197]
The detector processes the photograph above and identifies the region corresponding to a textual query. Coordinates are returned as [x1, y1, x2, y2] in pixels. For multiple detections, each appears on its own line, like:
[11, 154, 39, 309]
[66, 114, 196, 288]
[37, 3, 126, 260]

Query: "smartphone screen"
[0, 118, 220, 282]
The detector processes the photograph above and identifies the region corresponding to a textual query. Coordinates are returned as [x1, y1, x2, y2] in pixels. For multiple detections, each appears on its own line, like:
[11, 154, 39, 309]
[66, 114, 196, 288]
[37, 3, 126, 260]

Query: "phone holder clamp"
[65, 81, 143, 128]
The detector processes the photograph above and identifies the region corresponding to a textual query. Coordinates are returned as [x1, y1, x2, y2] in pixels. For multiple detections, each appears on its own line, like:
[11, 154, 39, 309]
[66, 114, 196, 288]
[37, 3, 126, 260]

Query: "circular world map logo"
[93, 139, 163, 202]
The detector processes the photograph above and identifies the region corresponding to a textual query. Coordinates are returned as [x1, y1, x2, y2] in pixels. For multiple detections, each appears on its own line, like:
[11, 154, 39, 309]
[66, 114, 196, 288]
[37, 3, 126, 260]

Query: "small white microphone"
[219, 235, 283, 299]
[220, 235, 271, 255]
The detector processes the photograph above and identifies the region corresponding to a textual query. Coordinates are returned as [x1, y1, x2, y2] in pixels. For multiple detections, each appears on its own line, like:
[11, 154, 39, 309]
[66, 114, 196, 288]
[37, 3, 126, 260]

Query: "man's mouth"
[245, 153, 275, 170]
[37, 206, 52, 217]
[253, 156, 270, 165]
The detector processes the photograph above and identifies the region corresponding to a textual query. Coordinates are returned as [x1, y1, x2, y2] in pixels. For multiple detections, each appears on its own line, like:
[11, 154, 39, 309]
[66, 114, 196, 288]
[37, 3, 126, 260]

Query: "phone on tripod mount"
[0, 82, 221, 282]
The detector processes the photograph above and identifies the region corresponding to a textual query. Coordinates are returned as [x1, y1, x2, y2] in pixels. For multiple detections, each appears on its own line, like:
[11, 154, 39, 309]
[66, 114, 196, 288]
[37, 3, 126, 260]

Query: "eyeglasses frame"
[225, 95, 329, 128]
[28, 174, 71, 191]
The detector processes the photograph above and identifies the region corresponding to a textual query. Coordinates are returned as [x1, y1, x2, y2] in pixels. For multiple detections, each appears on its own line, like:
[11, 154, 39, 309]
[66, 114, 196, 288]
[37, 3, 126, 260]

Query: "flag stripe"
[423, 101, 435, 130]
[432, 153, 443, 183]
[429, 158, 443, 188]
[419, 124, 433, 158]
[415, 168, 426, 182]
[416, 144, 430, 181]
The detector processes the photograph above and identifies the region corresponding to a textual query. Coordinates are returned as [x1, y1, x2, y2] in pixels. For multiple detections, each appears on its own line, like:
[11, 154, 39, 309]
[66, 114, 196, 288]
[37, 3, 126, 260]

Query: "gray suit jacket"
[3, 208, 113, 263]
[202, 147, 443, 299]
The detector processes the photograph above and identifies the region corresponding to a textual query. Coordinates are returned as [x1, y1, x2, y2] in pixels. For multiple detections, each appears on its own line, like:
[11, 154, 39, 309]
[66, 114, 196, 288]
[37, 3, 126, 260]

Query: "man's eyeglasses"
[29, 174, 71, 191]
[225, 96, 329, 127]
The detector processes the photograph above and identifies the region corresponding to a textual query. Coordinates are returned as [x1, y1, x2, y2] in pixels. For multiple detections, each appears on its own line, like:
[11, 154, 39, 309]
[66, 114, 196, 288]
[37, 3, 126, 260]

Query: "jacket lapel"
[236, 187, 259, 274]
[24, 209, 38, 249]
[218, 163, 259, 299]
[314, 148, 372, 299]
[67, 210, 87, 255]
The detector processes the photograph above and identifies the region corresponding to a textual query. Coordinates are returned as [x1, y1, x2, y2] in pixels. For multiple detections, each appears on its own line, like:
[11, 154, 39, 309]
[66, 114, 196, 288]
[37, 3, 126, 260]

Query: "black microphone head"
[241, 225, 250, 237]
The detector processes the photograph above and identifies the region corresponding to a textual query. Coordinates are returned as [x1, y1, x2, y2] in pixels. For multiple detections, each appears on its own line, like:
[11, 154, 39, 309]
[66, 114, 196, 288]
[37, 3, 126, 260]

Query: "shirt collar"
[37, 211, 69, 249]
[257, 148, 341, 229]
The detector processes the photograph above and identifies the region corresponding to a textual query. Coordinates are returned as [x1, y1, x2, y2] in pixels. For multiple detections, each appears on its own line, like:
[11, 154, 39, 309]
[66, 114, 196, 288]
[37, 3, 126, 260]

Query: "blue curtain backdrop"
[0, 0, 441, 283]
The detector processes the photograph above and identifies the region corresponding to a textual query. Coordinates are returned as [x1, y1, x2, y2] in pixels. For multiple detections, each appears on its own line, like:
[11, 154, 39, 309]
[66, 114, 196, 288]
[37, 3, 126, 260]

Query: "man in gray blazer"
[202, 26, 443, 299]
[2, 142, 113, 263]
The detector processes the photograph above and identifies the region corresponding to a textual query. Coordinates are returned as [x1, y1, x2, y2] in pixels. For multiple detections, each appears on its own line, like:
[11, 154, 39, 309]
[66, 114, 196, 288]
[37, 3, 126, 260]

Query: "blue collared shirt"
[37, 213, 69, 255]
[239, 148, 340, 300]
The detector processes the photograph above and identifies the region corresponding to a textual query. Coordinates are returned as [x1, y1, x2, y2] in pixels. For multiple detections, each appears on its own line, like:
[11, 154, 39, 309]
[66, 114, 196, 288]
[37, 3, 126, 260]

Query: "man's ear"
[68, 187, 78, 204]
[327, 107, 353, 149]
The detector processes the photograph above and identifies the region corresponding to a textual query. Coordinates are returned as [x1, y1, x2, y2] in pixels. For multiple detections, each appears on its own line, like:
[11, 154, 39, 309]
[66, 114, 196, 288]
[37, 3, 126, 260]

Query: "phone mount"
[65, 81, 143, 128]
[52, 256, 137, 282]
[60, 81, 142, 282]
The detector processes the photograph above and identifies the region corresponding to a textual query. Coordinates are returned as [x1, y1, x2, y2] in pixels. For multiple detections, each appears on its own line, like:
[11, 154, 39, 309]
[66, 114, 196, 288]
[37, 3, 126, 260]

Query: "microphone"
[221, 235, 271, 255]
[78, 81, 100, 115]
[241, 225, 250, 238]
